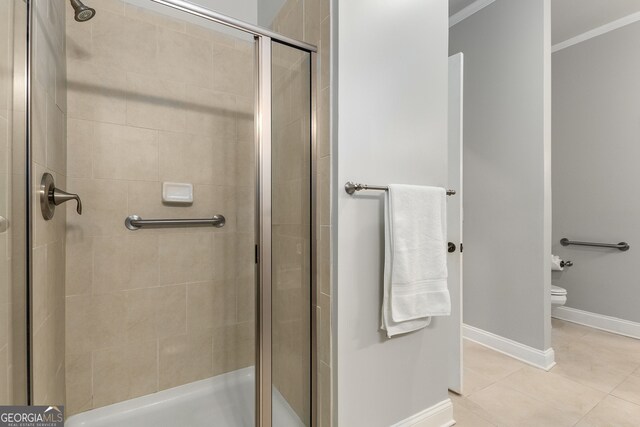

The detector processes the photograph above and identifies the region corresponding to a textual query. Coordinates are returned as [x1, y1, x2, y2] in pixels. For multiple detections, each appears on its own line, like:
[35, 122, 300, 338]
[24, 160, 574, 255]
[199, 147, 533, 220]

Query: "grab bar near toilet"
[560, 238, 630, 252]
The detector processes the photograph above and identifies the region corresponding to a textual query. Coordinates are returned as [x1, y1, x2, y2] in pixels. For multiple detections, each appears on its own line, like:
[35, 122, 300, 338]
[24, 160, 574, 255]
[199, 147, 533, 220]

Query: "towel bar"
[344, 182, 456, 196]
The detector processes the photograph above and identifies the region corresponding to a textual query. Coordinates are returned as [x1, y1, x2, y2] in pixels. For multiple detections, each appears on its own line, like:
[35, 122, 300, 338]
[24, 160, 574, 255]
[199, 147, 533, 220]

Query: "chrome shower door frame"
[22, 1, 318, 424]
[24, 0, 317, 421]
[25, 0, 318, 418]
[256, 35, 318, 427]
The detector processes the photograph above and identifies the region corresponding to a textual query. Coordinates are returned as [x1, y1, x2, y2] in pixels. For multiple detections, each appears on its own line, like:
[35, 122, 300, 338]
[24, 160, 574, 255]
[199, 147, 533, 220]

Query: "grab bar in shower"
[125, 214, 225, 231]
[560, 238, 630, 252]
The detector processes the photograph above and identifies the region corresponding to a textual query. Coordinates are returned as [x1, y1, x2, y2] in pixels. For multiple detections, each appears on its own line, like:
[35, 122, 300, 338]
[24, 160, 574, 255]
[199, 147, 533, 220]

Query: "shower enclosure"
[1, 0, 317, 425]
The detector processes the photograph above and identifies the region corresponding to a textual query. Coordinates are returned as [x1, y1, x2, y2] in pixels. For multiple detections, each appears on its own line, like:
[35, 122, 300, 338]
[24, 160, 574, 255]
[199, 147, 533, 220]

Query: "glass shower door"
[270, 41, 313, 427]
[61, 4, 258, 424]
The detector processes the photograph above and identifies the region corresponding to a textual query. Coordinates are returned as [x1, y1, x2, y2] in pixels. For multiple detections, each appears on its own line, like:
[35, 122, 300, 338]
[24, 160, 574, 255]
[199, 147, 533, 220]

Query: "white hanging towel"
[381, 184, 451, 338]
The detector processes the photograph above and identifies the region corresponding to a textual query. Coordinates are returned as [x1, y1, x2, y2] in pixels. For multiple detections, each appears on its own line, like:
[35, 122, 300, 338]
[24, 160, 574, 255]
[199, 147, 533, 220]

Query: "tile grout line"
[450, 394, 499, 427]
[575, 328, 640, 395]
[460, 322, 640, 425]
[550, 330, 640, 397]
[609, 360, 640, 393]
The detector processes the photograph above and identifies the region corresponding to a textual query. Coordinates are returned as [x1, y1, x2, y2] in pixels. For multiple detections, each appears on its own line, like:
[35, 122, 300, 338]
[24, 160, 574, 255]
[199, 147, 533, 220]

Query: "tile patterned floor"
[451, 319, 640, 426]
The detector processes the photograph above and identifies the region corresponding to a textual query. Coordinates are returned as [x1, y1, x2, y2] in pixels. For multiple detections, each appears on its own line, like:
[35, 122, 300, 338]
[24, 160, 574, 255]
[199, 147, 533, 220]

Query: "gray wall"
[192, 0, 257, 23]
[449, 0, 552, 350]
[335, 0, 450, 425]
[552, 22, 640, 323]
[257, 0, 287, 27]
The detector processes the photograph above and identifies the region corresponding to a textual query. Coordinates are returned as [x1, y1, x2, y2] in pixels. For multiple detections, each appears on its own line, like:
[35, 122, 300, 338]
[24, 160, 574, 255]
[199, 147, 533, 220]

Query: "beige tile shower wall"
[31, 0, 68, 407]
[270, 0, 331, 425]
[0, 0, 13, 406]
[64, 1, 255, 416]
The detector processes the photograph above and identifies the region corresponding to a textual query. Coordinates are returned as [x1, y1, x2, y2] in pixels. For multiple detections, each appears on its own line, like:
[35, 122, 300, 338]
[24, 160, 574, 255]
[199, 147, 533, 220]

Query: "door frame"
[447, 52, 464, 394]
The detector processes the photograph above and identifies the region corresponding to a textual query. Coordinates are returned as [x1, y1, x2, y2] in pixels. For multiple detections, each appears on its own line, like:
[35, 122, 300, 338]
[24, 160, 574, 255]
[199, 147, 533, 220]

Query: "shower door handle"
[40, 173, 83, 220]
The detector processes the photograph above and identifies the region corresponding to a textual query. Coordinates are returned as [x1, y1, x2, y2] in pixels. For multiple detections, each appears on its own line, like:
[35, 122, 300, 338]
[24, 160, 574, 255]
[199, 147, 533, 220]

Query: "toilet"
[551, 285, 567, 307]
[551, 255, 569, 308]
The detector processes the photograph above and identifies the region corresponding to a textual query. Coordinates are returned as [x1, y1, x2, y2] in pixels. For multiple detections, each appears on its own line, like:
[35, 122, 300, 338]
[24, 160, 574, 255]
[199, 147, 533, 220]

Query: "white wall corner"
[449, 0, 496, 28]
[390, 399, 455, 427]
[542, 0, 553, 351]
[552, 307, 640, 340]
[463, 324, 556, 371]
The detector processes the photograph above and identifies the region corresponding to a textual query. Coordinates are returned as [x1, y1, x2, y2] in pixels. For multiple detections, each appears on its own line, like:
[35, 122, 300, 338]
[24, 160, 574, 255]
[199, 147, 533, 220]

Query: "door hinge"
[255, 244, 259, 264]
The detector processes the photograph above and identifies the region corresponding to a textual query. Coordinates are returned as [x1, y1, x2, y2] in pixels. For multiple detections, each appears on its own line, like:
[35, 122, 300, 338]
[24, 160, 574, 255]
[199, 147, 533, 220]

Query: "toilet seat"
[551, 285, 567, 296]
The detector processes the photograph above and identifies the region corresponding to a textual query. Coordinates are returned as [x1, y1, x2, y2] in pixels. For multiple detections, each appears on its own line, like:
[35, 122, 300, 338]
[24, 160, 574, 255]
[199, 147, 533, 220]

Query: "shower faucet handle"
[52, 188, 83, 215]
[40, 173, 83, 220]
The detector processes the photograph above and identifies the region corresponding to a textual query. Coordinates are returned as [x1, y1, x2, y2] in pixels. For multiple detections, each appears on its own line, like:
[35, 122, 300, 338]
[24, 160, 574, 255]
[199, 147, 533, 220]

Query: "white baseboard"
[463, 324, 556, 371]
[391, 398, 454, 427]
[552, 306, 640, 340]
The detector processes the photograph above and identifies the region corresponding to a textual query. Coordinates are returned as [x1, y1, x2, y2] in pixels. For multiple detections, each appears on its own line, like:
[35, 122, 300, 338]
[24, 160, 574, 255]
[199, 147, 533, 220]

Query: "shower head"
[69, 0, 96, 22]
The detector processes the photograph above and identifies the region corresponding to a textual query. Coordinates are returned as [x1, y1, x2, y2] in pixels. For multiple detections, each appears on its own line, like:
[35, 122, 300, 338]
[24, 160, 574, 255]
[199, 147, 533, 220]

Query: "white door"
[447, 53, 464, 394]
